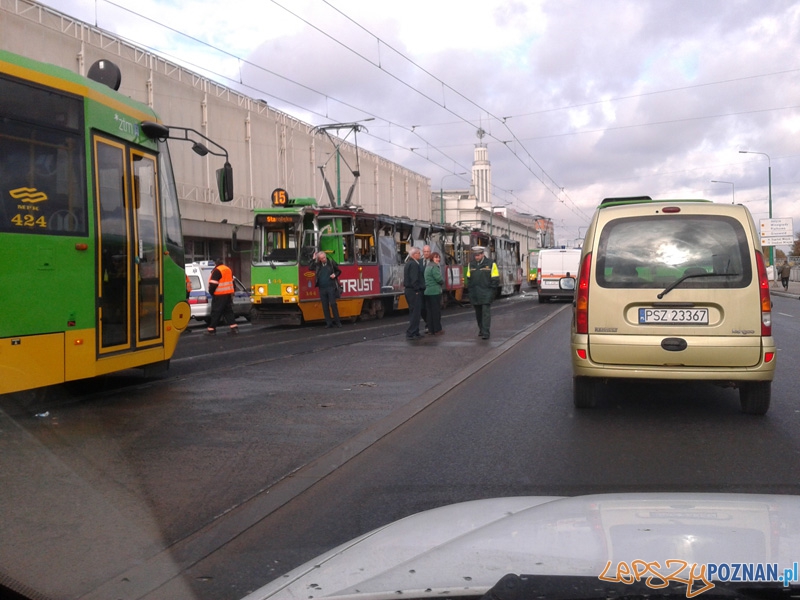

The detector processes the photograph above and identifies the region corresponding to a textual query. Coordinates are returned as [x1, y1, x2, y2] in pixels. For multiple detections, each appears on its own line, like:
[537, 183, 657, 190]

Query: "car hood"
[242, 493, 800, 599]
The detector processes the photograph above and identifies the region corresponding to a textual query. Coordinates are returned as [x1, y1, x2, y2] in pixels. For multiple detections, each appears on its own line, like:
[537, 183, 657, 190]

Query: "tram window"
[0, 112, 87, 236]
[300, 230, 316, 265]
[318, 216, 354, 265]
[355, 218, 377, 263]
[157, 141, 185, 267]
[378, 236, 397, 264]
[356, 234, 376, 263]
[396, 223, 413, 261]
[444, 242, 456, 265]
[342, 234, 355, 265]
[256, 218, 298, 264]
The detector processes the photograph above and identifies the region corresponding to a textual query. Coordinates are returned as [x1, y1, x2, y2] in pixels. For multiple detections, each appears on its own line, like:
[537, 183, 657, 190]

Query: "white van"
[537, 248, 582, 303]
[185, 261, 252, 323]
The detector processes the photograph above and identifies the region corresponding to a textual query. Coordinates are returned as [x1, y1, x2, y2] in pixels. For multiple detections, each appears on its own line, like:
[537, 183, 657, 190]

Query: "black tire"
[374, 299, 386, 319]
[739, 381, 771, 415]
[538, 293, 547, 304]
[573, 376, 598, 408]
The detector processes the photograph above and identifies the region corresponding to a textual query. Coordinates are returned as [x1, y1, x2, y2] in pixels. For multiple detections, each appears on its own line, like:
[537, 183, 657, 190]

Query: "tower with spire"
[472, 127, 492, 209]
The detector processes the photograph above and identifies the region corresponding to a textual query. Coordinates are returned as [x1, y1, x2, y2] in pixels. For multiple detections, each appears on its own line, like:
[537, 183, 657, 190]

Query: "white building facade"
[1, 0, 431, 279]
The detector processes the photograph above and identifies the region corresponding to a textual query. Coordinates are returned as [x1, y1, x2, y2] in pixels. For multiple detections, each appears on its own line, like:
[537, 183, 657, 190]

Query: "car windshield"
[595, 215, 752, 289]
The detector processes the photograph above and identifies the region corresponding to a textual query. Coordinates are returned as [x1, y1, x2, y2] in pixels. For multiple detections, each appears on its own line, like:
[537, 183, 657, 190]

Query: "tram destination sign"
[759, 217, 794, 246]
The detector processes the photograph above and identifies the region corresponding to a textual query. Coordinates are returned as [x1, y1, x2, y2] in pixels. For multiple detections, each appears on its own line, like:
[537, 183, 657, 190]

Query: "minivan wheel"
[739, 381, 771, 415]
[573, 376, 597, 408]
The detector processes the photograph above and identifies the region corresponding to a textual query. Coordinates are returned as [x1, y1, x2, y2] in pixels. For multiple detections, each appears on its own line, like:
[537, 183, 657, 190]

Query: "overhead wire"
[94, 0, 795, 226]
[97, 0, 471, 177]
[311, 0, 589, 220]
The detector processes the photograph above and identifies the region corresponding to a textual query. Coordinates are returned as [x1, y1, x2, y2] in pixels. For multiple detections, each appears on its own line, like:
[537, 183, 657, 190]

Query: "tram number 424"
[11, 213, 47, 228]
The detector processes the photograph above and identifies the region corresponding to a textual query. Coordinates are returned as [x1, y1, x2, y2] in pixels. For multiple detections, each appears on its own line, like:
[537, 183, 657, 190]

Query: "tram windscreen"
[253, 214, 299, 264]
[156, 140, 185, 267]
[0, 75, 87, 236]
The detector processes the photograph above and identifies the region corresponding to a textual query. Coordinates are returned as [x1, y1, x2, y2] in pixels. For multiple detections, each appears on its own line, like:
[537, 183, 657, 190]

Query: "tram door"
[94, 137, 163, 354]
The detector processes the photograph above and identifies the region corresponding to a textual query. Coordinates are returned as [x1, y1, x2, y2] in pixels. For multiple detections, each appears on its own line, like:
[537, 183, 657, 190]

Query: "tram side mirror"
[141, 121, 170, 140]
[217, 162, 234, 203]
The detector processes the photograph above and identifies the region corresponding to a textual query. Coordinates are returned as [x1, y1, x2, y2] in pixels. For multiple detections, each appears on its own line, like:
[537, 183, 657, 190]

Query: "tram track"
[81, 301, 567, 600]
[0, 293, 563, 600]
[4, 295, 546, 415]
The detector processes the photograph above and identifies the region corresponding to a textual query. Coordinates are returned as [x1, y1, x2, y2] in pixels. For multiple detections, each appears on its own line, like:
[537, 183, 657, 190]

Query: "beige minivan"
[571, 196, 776, 414]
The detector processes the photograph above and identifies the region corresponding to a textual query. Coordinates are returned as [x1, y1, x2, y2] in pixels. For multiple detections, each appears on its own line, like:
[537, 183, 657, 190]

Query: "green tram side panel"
[0, 233, 92, 338]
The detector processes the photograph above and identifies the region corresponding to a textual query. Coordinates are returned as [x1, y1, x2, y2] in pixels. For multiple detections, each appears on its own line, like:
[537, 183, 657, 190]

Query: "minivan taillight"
[575, 252, 592, 334]
[755, 251, 772, 336]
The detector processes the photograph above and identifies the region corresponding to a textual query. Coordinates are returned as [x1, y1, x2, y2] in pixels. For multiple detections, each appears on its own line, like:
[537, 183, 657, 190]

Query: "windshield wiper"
[658, 272, 739, 299]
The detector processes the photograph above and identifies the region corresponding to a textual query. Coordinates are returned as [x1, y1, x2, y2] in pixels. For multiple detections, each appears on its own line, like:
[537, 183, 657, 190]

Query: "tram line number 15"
[271, 188, 288, 207]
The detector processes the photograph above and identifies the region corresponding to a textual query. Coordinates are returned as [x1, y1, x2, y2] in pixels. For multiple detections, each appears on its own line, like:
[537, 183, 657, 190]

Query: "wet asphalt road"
[0, 292, 561, 600]
[2, 292, 800, 600]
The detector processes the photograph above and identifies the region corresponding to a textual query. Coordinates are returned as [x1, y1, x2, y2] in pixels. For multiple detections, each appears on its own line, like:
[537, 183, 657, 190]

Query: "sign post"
[759, 217, 794, 247]
[760, 218, 794, 285]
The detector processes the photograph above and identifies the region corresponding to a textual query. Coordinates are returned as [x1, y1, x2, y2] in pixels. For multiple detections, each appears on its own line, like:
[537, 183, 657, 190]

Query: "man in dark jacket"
[403, 246, 425, 339]
[466, 246, 499, 339]
[313, 251, 343, 328]
[780, 262, 791, 291]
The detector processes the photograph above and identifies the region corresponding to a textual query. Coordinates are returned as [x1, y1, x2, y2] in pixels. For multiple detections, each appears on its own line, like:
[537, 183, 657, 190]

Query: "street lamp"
[439, 172, 467, 223]
[739, 150, 772, 265]
[710, 180, 735, 204]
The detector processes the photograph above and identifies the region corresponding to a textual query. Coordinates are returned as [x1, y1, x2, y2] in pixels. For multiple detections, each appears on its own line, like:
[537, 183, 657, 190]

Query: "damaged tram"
[245, 190, 469, 325]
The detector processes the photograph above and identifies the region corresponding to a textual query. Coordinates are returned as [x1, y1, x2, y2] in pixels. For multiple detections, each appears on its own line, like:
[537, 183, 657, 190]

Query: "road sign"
[759, 217, 794, 246]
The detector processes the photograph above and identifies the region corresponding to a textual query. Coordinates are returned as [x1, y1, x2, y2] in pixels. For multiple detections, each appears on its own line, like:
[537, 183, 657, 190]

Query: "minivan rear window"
[596, 215, 752, 289]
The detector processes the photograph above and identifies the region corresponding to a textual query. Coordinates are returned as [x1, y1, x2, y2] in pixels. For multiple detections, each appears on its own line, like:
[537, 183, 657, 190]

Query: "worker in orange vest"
[206, 258, 239, 335]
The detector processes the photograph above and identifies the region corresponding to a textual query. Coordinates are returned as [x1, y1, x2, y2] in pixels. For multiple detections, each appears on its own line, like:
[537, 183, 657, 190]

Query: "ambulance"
[536, 248, 582, 303]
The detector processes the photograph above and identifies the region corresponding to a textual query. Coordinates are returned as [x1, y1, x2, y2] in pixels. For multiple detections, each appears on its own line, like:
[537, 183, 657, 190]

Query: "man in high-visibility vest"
[466, 246, 499, 339]
[206, 259, 239, 335]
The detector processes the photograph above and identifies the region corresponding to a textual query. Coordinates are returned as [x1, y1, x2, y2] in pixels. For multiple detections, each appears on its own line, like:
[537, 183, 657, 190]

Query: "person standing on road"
[206, 258, 239, 335]
[466, 246, 499, 340]
[404, 246, 425, 339]
[424, 251, 445, 335]
[780, 262, 791, 291]
[313, 251, 343, 328]
[421, 244, 432, 333]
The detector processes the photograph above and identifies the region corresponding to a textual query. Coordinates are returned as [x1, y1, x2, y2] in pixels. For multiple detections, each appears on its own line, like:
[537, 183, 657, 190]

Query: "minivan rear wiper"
[657, 271, 739, 299]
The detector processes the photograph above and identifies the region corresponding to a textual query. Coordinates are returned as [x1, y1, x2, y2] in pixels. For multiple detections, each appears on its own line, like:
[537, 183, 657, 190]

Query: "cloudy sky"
[39, 0, 800, 245]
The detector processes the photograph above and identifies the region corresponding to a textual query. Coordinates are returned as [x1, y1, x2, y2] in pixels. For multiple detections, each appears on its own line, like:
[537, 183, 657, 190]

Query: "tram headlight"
[284, 285, 295, 295]
[257, 285, 266, 295]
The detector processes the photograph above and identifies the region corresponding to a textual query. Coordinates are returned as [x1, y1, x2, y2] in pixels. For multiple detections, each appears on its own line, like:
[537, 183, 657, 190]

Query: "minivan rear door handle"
[661, 337, 688, 352]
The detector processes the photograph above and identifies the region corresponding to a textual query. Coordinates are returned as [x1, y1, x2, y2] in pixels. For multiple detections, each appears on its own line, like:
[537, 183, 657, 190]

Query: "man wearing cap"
[466, 246, 500, 339]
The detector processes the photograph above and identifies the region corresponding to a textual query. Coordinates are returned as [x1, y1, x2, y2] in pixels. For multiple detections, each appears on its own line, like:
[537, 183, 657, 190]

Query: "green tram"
[0, 49, 231, 395]
[461, 228, 523, 297]
[245, 190, 467, 325]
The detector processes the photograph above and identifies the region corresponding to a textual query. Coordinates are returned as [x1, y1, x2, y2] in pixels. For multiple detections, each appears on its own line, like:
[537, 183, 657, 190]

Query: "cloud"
[39, 0, 800, 243]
